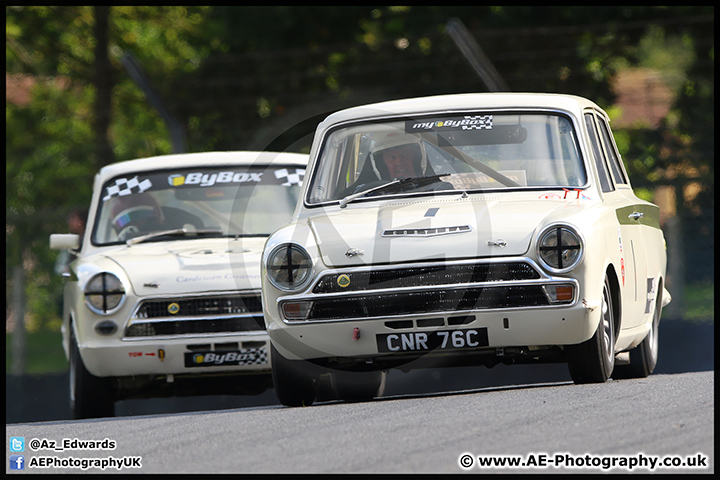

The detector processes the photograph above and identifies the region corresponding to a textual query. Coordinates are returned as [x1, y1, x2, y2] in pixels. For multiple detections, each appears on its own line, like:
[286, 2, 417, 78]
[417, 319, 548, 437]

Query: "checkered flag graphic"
[103, 176, 153, 201]
[243, 347, 268, 365]
[461, 115, 493, 130]
[274, 168, 306, 186]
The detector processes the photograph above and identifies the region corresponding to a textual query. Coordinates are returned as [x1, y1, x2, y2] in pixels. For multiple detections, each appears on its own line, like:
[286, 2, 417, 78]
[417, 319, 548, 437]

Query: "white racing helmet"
[369, 132, 427, 180]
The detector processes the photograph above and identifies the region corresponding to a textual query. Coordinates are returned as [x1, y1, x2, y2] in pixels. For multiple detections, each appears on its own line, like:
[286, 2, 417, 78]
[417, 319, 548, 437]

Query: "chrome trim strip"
[292, 278, 575, 302]
[294, 256, 551, 297]
[121, 331, 267, 342]
[127, 313, 263, 325]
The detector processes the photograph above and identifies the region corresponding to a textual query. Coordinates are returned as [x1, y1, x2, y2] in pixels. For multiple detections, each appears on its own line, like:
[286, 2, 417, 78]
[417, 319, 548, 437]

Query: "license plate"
[184, 348, 267, 367]
[376, 328, 488, 353]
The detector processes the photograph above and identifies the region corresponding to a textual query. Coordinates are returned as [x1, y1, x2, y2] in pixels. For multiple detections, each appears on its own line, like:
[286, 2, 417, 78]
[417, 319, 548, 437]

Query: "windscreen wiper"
[418, 132, 520, 187]
[125, 228, 223, 246]
[339, 174, 450, 208]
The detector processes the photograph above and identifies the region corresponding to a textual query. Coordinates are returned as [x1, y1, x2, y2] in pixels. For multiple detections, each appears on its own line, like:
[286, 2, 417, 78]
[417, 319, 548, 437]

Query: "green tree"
[6, 6, 215, 332]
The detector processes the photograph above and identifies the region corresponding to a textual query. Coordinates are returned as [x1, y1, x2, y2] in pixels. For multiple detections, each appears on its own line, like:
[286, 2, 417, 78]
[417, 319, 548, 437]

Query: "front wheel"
[613, 287, 662, 379]
[69, 328, 115, 419]
[270, 344, 317, 407]
[567, 275, 615, 384]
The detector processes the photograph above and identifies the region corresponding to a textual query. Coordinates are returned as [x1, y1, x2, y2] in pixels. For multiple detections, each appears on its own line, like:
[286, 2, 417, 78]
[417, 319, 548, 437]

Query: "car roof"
[97, 151, 309, 182]
[317, 92, 603, 127]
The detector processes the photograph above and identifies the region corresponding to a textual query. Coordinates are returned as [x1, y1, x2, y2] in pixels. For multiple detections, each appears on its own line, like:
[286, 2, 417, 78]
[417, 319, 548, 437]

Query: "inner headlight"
[266, 244, 313, 291]
[537, 225, 583, 273]
[84, 272, 126, 314]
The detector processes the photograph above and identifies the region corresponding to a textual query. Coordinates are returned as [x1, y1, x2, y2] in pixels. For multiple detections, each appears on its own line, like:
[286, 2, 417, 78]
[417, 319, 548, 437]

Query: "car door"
[584, 110, 647, 329]
[597, 113, 660, 322]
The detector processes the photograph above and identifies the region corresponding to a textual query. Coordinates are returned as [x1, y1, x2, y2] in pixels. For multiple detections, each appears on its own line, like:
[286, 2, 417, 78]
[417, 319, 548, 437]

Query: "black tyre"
[69, 328, 115, 419]
[270, 343, 317, 407]
[331, 370, 386, 402]
[567, 275, 615, 384]
[612, 287, 662, 379]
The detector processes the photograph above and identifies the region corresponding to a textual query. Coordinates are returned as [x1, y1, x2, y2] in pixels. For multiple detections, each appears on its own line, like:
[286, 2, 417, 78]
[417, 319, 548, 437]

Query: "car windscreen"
[307, 112, 587, 205]
[92, 165, 304, 245]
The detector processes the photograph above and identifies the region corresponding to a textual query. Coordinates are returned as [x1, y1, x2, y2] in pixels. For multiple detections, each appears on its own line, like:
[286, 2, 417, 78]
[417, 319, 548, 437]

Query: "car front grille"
[125, 294, 264, 338]
[280, 261, 563, 322]
[135, 296, 263, 318]
[312, 261, 541, 294]
[300, 285, 550, 321]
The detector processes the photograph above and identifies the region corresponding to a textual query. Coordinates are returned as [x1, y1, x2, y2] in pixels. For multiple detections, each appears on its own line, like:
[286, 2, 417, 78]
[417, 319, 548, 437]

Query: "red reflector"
[352, 327, 360, 341]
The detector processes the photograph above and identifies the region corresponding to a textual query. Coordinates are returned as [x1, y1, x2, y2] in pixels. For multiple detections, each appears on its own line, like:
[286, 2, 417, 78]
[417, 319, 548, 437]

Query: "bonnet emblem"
[345, 248, 364, 257]
[487, 240, 507, 248]
[382, 225, 472, 237]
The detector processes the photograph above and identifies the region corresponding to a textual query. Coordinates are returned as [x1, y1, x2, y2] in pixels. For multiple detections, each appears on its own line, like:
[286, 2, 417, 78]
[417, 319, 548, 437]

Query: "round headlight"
[84, 272, 126, 314]
[537, 225, 583, 273]
[266, 244, 313, 291]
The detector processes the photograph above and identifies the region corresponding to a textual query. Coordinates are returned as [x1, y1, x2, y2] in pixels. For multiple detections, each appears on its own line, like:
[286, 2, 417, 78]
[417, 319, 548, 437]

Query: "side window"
[584, 113, 614, 193]
[597, 117, 628, 185]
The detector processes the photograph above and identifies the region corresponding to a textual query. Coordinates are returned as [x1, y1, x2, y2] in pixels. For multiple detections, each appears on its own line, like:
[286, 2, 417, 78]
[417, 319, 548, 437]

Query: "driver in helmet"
[369, 132, 426, 181]
[341, 132, 453, 197]
[109, 192, 165, 240]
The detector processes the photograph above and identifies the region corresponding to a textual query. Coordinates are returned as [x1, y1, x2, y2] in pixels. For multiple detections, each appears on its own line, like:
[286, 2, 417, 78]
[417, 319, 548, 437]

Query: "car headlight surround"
[84, 272, 126, 314]
[266, 243, 313, 292]
[536, 224, 584, 273]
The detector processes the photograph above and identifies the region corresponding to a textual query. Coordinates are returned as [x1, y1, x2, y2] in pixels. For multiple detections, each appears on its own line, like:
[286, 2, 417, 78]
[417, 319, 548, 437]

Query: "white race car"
[261, 93, 671, 406]
[51, 151, 308, 418]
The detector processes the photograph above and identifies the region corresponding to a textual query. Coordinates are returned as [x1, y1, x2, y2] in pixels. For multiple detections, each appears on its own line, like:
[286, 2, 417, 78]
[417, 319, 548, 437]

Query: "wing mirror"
[50, 234, 80, 250]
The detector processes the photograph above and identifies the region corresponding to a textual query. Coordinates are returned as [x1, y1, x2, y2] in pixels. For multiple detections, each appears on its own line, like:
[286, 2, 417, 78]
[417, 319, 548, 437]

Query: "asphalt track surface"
[5, 370, 713, 474]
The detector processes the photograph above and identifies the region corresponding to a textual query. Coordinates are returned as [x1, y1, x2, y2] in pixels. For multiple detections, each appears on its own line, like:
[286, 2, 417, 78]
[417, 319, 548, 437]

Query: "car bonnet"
[100, 237, 266, 296]
[308, 194, 585, 268]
